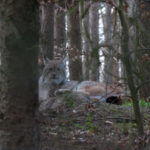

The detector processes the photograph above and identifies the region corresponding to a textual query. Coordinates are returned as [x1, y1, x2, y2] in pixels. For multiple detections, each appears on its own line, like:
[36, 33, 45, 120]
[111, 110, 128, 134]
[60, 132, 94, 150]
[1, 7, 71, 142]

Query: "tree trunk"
[118, 0, 144, 135]
[40, 1, 54, 59]
[103, 4, 115, 84]
[82, 1, 90, 80]
[137, 1, 150, 98]
[68, 3, 83, 80]
[89, 2, 99, 81]
[55, 2, 66, 47]
[0, 0, 40, 149]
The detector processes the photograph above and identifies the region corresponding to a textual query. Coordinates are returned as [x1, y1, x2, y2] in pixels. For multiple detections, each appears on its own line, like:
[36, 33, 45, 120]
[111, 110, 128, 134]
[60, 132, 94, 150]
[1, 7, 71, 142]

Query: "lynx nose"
[53, 74, 56, 79]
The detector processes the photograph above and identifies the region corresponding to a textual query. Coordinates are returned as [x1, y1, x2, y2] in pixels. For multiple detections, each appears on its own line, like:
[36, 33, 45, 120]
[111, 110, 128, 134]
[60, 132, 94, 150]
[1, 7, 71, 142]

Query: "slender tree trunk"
[137, 1, 150, 98]
[118, 0, 144, 135]
[89, 2, 99, 81]
[82, 1, 90, 80]
[0, 0, 40, 149]
[68, 3, 83, 80]
[103, 4, 115, 84]
[55, 2, 66, 47]
[104, 4, 112, 84]
[40, 1, 54, 59]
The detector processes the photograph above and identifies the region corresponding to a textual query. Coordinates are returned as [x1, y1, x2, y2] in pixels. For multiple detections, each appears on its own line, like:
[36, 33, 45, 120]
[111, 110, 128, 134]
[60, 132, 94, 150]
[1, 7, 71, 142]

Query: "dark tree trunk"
[68, 3, 83, 80]
[89, 2, 99, 81]
[118, 0, 144, 135]
[82, 1, 90, 80]
[103, 4, 113, 84]
[0, 0, 40, 149]
[55, 2, 66, 47]
[137, 1, 150, 98]
[40, 1, 54, 59]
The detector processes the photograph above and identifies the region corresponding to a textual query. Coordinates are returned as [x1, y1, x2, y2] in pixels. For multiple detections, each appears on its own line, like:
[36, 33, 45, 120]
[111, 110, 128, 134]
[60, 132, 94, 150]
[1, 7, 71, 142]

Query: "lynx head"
[41, 59, 66, 86]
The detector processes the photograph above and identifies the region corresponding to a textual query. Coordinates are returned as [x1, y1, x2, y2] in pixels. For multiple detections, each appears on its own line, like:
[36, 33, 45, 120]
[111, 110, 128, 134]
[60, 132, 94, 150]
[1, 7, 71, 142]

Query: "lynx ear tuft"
[63, 57, 67, 64]
[58, 57, 67, 68]
[39, 52, 51, 66]
[43, 57, 51, 66]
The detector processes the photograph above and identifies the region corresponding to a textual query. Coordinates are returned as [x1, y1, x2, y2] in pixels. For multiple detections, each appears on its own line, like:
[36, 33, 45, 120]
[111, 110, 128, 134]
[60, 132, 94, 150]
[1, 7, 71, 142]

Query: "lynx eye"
[48, 68, 53, 71]
[56, 68, 60, 71]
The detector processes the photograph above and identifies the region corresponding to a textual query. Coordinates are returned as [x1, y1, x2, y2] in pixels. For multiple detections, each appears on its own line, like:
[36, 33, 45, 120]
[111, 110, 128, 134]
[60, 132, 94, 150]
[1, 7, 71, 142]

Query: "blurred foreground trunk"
[0, 0, 40, 149]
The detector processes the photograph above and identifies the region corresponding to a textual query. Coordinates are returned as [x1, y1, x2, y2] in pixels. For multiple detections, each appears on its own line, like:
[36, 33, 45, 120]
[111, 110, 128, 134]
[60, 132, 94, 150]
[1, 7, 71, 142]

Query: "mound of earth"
[39, 94, 150, 150]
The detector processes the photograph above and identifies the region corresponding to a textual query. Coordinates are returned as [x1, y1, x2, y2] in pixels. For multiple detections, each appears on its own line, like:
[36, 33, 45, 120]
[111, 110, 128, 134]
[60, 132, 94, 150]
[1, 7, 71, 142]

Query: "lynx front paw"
[55, 89, 71, 96]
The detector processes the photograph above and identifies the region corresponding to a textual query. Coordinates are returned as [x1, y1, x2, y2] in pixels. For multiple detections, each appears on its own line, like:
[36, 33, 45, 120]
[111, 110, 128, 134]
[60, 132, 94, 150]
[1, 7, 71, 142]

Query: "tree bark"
[103, 4, 113, 84]
[137, 1, 150, 98]
[118, 0, 144, 135]
[40, 1, 54, 59]
[55, 2, 66, 47]
[68, 3, 83, 80]
[82, 1, 90, 80]
[89, 2, 99, 81]
[0, 0, 40, 149]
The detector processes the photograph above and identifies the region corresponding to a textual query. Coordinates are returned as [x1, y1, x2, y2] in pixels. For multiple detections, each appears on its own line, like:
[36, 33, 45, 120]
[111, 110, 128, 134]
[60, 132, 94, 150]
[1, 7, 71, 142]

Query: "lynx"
[39, 59, 66, 101]
[39, 59, 123, 104]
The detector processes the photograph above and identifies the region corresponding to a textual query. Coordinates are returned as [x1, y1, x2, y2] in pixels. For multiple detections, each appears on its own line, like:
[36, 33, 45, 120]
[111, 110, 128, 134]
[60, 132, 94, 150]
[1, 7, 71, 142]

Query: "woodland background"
[0, 0, 150, 149]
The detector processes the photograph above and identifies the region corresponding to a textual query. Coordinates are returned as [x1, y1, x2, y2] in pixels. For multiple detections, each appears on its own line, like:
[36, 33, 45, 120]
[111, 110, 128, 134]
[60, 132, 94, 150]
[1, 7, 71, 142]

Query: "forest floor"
[40, 100, 150, 150]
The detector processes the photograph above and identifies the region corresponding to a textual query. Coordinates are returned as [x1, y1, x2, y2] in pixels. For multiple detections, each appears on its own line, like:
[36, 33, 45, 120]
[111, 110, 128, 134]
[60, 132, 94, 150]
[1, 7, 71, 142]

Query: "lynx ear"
[43, 57, 50, 66]
[63, 57, 67, 65]
[60, 57, 67, 68]
[39, 52, 51, 66]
